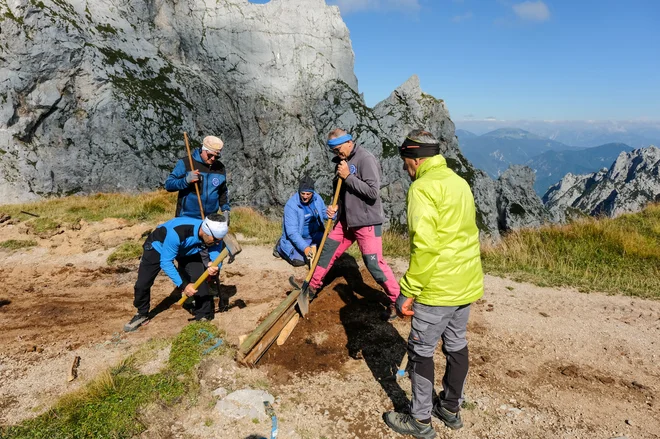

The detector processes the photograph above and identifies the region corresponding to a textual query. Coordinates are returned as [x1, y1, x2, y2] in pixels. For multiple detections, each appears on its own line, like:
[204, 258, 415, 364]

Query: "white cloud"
[452, 11, 473, 22]
[329, 0, 421, 15]
[512, 1, 550, 22]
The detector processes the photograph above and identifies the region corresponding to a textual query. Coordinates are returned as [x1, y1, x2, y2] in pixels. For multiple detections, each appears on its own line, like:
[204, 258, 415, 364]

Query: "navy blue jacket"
[146, 217, 223, 288]
[165, 148, 230, 219]
[278, 192, 329, 257]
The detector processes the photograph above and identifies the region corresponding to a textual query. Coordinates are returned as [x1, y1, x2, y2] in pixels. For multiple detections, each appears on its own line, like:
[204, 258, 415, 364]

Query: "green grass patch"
[482, 204, 660, 299]
[107, 241, 143, 265]
[0, 190, 177, 229]
[27, 217, 60, 234]
[0, 239, 37, 250]
[1, 322, 223, 439]
[231, 207, 282, 244]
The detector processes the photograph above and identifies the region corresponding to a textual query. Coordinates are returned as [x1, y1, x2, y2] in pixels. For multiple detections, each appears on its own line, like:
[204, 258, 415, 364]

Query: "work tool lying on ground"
[237, 181, 342, 366]
[264, 401, 278, 439]
[395, 352, 409, 380]
[176, 232, 242, 306]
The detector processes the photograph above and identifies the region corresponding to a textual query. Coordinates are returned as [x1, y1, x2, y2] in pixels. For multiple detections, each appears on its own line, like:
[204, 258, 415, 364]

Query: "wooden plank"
[241, 306, 298, 366]
[276, 313, 299, 346]
[238, 289, 301, 356]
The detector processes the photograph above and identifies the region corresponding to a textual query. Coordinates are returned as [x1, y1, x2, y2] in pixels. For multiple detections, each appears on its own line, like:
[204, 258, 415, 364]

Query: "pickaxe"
[176, 232, 242, 306]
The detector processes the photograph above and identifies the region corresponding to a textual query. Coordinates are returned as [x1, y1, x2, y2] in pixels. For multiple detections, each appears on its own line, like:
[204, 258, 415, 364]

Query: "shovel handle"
[303, 178, 343, 285]
[176, 247, 229, 305]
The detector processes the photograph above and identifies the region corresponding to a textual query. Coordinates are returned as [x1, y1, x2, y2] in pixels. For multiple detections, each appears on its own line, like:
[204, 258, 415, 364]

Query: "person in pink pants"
[308, 128, 400, 320]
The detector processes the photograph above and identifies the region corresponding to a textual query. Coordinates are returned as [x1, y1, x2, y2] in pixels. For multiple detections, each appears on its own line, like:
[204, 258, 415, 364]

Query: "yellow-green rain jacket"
[399, 154, 484, 306]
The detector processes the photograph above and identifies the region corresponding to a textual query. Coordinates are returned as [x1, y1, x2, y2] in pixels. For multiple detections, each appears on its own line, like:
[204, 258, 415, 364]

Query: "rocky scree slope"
[0, 0, 545, 238]
[543, 146, 660, 221]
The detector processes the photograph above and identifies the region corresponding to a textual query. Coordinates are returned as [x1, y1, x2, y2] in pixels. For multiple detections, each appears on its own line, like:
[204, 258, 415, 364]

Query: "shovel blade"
[296, 289, 309, 316]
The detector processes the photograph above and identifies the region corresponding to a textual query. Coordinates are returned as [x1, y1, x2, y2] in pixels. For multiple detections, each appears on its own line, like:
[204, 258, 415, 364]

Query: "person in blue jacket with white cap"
[274, 175, 330, 267]
[124, 213, 228, 331]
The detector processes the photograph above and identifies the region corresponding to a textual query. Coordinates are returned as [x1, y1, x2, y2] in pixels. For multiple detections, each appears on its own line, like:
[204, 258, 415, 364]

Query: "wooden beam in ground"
[277, 313, 299, 346]
[236, 289, 301, 361]
[240, 306, 298, 366]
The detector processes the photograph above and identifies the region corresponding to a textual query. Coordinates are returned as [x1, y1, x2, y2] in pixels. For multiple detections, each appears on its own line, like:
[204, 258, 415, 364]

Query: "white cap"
[201, 218, 228, 240]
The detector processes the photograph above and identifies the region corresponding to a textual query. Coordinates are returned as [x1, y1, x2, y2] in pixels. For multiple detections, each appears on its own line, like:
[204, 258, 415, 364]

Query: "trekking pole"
[184, 132, 205, 219]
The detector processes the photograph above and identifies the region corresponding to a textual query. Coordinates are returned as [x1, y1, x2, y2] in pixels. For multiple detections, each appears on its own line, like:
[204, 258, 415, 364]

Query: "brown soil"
[264, 255, 404, 374]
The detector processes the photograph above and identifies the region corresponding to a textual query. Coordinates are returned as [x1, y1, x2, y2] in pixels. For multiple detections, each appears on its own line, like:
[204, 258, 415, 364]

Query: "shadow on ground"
[262, 254, 409, 410]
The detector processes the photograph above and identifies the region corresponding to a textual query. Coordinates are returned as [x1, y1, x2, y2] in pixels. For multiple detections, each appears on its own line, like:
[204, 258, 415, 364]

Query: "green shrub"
[107, 241, 143, 265]
[0, 240, 37, 250]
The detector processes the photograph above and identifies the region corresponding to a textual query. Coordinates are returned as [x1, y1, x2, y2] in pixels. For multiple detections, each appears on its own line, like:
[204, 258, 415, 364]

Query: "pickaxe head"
[222, 232, 242, 261]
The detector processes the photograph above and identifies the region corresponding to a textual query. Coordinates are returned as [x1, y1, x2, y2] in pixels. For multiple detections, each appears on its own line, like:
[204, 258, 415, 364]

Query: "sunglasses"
[206, 152, 219, 160]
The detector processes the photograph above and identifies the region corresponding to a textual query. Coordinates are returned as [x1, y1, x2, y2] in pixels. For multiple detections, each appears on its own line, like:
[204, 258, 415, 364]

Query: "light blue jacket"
[277, 192, 328, 258]
[147, 217, 223, 288]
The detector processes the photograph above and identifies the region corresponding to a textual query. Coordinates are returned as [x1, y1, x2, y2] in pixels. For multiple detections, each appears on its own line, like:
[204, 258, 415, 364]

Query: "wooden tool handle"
[304, 178, 343, 283]
[184, 132, 205, 220]
[176, 247, 229, 306]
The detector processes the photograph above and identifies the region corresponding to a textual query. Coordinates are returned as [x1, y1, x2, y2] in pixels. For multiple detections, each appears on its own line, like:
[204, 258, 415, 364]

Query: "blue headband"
[327, 134, 353, 148]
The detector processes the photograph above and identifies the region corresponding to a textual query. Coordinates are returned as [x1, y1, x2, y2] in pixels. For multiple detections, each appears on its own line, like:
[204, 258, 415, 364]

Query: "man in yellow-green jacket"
[384, 129, 484, 439]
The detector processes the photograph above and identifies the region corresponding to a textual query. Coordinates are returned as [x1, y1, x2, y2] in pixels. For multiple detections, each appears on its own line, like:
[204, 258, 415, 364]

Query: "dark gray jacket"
[334, 144, 384, 228]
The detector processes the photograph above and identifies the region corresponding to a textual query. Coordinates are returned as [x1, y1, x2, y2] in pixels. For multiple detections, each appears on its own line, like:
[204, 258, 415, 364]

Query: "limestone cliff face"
[1, 0, 545, 238]
[544, 146, 660, 220]
[0, 0, 355, 204]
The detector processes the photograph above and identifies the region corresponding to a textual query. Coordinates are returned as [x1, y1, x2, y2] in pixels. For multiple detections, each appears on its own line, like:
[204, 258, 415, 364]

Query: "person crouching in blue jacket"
[124, 213, 228, 332]
[274, 176, 330, 267]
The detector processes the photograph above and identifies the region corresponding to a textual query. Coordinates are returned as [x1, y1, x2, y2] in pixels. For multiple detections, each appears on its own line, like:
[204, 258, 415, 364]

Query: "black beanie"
[298, 175, 315, 193]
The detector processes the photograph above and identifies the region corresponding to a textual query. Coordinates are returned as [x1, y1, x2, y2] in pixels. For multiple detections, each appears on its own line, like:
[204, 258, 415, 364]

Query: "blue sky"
[325, 0, 660, 122]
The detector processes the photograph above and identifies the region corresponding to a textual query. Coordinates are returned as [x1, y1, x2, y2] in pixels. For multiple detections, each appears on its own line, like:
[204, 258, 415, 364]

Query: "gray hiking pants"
[408, 302, 471, 420]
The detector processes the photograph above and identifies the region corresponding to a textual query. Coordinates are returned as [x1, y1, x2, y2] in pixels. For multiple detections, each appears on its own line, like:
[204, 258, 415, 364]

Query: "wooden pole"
[184, 132, 205, 219]
[240, 306, 298, 366]
[238, 178, 344, 362]
[237, 288, 302, 359]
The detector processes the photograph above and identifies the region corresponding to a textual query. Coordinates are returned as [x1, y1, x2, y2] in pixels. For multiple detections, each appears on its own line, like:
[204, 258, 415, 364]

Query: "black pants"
[133, 249, 214, 320]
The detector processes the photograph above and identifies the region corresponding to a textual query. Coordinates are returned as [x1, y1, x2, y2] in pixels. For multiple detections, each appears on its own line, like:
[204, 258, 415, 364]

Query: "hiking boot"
[381, 303, 398, 322]
[272, 244, 281, 259]
[289, 275, 304, 290]
[123, 313, 149, 332]
[289, 276, 318, 299]
[383, 411, 436, 439]
[182, 297, 196, 314]
[432, 405, 463, 430]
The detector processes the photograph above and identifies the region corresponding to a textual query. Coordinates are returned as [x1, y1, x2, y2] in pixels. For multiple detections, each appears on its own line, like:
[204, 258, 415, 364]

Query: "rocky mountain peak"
[544, 145, 660, 220]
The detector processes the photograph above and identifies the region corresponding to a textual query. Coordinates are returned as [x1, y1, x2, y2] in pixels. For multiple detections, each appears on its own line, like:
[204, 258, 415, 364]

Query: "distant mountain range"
[526, 143, 634, 195]
[458, 128, 581, 179]
[456, 128, 636, 195]
[455, 120, 660, 149]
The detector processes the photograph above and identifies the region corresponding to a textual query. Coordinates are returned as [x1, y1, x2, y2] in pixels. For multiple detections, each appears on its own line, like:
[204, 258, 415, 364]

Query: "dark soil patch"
[262, 255, 407, 380]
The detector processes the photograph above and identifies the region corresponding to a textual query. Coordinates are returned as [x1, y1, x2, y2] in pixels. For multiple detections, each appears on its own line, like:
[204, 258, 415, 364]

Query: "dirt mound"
[263, 255, 406, 377]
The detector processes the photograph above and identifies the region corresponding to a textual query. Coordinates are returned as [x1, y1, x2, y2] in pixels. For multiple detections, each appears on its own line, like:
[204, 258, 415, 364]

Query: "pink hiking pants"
[310, 222, 400, 304]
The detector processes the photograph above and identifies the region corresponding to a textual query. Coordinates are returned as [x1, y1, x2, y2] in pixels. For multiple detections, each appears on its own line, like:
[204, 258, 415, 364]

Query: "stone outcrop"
[496, 165, 551, 230]
[1, 0, 548, 238]
[544, 146, 660, 220]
